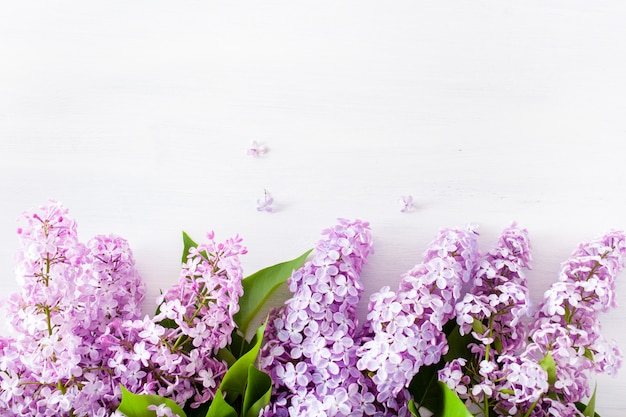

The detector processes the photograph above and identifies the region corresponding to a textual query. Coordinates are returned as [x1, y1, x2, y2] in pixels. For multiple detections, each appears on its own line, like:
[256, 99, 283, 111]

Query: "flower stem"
[44, 305, 53, 336]
[44, 254, 53, 336]
[482, 315, 496, 417]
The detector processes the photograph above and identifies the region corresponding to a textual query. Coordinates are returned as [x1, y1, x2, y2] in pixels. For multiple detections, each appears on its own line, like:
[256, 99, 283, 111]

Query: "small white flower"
[247, 140, 268, 157]
[257, 189, 274, 212]
[399, 195, 415, 212]
[147, 404, 176, 417]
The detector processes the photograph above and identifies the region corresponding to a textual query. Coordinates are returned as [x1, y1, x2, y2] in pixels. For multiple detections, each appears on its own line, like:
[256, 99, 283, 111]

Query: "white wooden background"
[1, 1, 626, 414]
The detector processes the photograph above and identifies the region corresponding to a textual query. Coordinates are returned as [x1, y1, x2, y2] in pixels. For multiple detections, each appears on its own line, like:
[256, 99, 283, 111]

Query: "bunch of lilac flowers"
[433, 226, 625, 416]
[0, 201, 145, 416]
[100, 231, 246, 408]
[518, 230, 626, 416]
[438, 224, 538, 415]
[1, 201, 624, 417]
[356, 227, 479, 410]
[0, 202, 246, 416]
[259, 219, 386, 417]
[350, 223, 624, 417]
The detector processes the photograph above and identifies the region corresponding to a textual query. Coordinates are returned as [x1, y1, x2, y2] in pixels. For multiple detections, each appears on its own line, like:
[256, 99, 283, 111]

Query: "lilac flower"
[520, 230, 626, 410]
[449, 229, 626, 417]
[86, 234, 146, 323]
[0, 202, 245, 415]
[104, 232, 247, 409]
[257, 189, 274, 212]
[261, 219, 391, 417]
[523, 397, 585, 417]
[455, 224, 532, 354]
[495, 355, 549, 413]
[399, 195, 415, 213]
[357, 227, 479, 404]
[427, 224, 537, 415]
[247, 140, 268, 157]
[0, 201, 145, 416]
[438, 358, 470, 396]
[148, 403, 176, 417]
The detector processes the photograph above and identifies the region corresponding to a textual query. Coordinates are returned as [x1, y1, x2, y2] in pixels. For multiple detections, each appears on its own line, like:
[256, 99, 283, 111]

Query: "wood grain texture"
[1, 1, 626, 414]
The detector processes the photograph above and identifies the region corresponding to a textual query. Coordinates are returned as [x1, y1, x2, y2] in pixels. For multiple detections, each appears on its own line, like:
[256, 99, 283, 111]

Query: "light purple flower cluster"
[100, 231, 246, 408]
[0, 201, 145, 416]
[520, 230, 626, 416]
[260, 219, 383, 417]
[0, 202, 246, 416]
[434, 227, 626, 416]
[438, 225, 541, 414]
[455, 225, 532, 351]
[356, 227, 479, 406]
[2, 201, 624, 417]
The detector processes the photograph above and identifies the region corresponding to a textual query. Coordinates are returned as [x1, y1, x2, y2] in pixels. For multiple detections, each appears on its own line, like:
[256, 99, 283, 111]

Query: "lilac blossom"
[260, 219, 390, 417]
[0, 201, 145, 416]
[439, 353, 548, 416]
[257, 189, 274, 212]
[438, 358, 470, 396]
[102, 231, 246, 408]
[519, 230, 626, 411]
[3, 202, 624, 417]
[443, 228, 625, 416]
[0, 202, 245, 415]
[399, 195, 415, 213]
[455, 224, 532, 355]
[491, 355, 549, 415]
[148, 404, 177, 417]
[247, 140, 268, 157]
[435, 225, 538, 414]
[357, 227, 479, 406]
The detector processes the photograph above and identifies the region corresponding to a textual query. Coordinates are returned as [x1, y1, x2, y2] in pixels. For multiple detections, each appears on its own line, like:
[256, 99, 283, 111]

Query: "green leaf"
[493, 336, 503, 355]
[408, 362, 444, 414]
[242, 365, 272, 417]
[219, 320, 268, 403]
[184, 402, 210, 417]
[182, 231, 199, 263]
[584, 384, 597, 417]
[472, 318, 486, 335]
[443, 323, 476, 363]
[234, 249, 311, 335]
[216, 347, 238, 368]
[117, 386, 187, 417]
[204, 390, 237, 417]
[227, 329, 255, 360]
[539, 352, 557, 386]
[439, 382, 473, 417]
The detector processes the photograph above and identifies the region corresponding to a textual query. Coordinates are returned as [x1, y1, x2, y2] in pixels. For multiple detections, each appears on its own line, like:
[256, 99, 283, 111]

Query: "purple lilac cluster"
[435, 227, 626, 416]
[2, 201, 624, 417]
[455, 225, 532, 352]
[356, 227, 479, 408]
[520, 230, 626, 416]
[100, 231, 247, 408]
[259, 219, 382, 417]
[0, 202, 145, 416]
[0, 202, 246, 416]
[438, 225, 542, 415]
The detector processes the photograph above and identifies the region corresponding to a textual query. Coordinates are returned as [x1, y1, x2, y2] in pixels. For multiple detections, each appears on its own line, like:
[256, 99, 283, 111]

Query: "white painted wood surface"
[1, 1, 626, 414]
